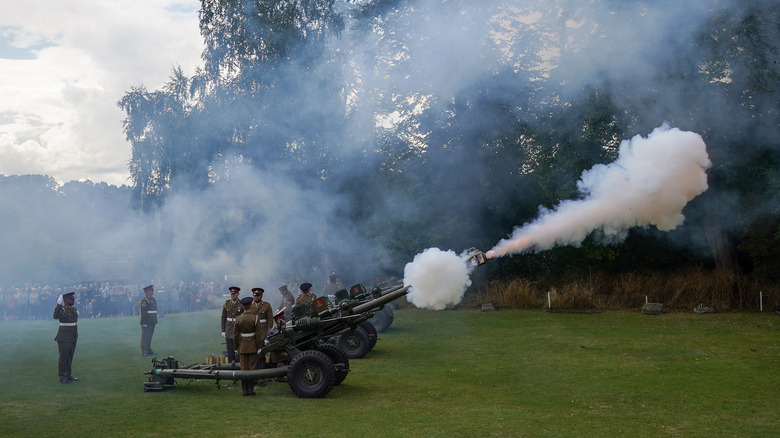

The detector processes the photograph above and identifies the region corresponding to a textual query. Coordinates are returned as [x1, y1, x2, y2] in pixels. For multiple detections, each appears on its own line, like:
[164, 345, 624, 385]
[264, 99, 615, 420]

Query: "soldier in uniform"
[221, 286, 243, 363]
[277, 285, 295, 321]
[53, 291, 79, 383]
[234, 296, 263, 396]
[140, 285, 158, 357]
[251, 288, 274, 369]
[322, 272, 343, 295]
[295, 282, 316, 305]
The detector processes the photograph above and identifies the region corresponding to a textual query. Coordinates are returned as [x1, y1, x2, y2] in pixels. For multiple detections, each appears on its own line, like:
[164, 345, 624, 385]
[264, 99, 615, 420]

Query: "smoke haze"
[487, 125, 711, 257]
[1, 0, 772, 312]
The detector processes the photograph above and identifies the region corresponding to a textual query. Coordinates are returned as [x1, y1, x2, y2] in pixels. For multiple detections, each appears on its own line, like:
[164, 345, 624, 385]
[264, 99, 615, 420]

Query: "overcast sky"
[0, 0, 204, 186]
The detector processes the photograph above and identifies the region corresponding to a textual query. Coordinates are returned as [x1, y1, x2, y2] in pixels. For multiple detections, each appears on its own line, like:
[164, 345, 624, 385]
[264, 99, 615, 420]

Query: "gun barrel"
[352, 285, 410, 314]
[149, 366, 289, 381]
[380, 284, 405, 295]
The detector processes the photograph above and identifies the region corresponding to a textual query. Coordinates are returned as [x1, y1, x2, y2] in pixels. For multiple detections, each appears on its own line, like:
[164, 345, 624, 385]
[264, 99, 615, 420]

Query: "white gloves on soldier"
[221, 332, 225, 337]
[57, 294, 64, 305]
[257, 349, 262, 355]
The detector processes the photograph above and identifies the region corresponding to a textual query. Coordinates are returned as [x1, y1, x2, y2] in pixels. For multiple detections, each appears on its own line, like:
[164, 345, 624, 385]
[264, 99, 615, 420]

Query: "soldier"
[221, 286, 243, 363]
[140, 285, 158, 357]
[295, 282, 316, 306]
[53, 291, 79, 383]
[233, 296, 263, 396]
[251, 288, 274, 369]
[277, 285, 294, 321]
[322, 272, 343, 295]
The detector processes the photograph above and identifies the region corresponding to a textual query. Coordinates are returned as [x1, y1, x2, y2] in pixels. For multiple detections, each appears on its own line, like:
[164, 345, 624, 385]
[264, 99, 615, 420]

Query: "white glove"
[221, 332, 225, 337]
[264, 339, 270, 345]
[257, 349, 263, 355]
[57, 295, 64, 305]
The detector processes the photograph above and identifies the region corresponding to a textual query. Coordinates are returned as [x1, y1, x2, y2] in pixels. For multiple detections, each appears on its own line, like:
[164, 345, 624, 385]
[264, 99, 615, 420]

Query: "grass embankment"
[1, 308, 778, 437]
[477, 268, 780, 311]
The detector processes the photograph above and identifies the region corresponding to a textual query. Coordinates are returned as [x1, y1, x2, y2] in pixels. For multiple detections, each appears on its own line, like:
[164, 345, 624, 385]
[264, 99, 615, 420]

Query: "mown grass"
[1, 308, 778, 437]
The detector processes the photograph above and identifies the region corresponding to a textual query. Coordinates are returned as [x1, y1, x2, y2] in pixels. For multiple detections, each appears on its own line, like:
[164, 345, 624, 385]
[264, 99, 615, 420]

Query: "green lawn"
[1, 309, 778, 437]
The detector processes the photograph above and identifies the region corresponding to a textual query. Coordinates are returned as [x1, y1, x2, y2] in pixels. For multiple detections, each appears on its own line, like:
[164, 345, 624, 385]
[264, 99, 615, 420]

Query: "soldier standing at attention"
[234, 296, 262, 396]
[251, 287, 274, 369]
[140, 285, 158, 357]
[221, 286, 243, 363]
[295, 282, 316, 305]
[53, 291, 79, 384]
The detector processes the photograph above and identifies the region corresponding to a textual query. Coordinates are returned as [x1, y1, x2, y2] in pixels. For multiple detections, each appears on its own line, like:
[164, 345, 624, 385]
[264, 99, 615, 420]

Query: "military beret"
[240, 297, 254, 305]
[252, 288, 264, 295]
[300, 283, 312, 291]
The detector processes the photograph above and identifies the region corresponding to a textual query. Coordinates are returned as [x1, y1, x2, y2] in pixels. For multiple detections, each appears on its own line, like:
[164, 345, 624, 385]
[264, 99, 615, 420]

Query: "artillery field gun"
[143, 249, 488, 399]
[144, 284, 411, 398]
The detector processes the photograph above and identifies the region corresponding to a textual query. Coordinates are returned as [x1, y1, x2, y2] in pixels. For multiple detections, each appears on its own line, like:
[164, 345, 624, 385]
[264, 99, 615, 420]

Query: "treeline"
[2, 2, 778, 306]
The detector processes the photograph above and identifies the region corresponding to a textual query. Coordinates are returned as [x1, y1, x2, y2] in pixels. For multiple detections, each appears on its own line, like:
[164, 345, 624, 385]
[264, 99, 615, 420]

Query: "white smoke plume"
[403, 247, 473, 310]
[487, 124, 712, 258]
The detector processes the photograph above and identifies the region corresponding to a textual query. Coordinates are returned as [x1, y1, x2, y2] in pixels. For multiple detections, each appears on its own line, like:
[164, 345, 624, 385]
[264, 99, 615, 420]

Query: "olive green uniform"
[252, 300, 274, 367]
[53, 303, 78, 382]
[233, 308, 264, 396]
[221, 298, 243, 362]
[295, 292, 317, 306]
[140, 295, 158, 355]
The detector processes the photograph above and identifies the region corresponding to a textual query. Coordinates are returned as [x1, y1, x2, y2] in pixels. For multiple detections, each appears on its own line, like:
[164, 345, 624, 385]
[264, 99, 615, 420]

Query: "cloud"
[0, 0, 204, 185]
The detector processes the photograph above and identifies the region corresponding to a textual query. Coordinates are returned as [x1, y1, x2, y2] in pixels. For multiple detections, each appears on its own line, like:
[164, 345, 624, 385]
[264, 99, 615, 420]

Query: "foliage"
[112, 1, 780, 296]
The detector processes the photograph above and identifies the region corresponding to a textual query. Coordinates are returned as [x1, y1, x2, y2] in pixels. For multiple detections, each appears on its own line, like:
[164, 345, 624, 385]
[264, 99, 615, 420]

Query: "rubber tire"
[317, 342, 349, 385]
[337, 326, 372, 359]
[368, 307, 392, 333]
[359, 321, 378, 351]
[287, 350, 335, 398]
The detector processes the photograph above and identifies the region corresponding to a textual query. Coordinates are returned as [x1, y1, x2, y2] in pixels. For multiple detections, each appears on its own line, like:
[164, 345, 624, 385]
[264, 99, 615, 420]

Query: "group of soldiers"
[53, 284, 159, 384]
[52, 275, 339, 392]
[221, 282, 318, 396]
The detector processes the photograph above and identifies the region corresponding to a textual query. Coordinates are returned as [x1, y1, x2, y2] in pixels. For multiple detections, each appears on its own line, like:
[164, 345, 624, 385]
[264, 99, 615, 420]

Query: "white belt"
[240, 332, 255, 337]
[259, 319, 267, 323]
[147, 310, 157, 313]
[59, 323, 77, 327]
[226, 318, 235, 322]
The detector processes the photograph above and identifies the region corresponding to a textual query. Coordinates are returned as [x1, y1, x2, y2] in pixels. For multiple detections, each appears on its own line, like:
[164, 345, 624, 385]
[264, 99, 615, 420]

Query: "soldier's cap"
[252, 287, 264, 295]
[229, 286, 240, 293]
[300, 282, 312, 292]
[143, 285, 154, 292]
[240, 297, 254, 305]
[63, 292, 75, 299]
[279, 285, 289, 291]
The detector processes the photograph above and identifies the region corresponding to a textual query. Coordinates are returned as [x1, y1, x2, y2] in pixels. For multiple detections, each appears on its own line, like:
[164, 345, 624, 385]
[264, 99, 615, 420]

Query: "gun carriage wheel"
[337, 325, 372, 359]
[288, 349, 336, 398]
[317, 342, 349, 385]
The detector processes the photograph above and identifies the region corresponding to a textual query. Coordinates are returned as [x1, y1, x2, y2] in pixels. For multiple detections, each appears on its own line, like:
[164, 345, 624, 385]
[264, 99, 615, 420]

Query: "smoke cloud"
[403, 247, 473, 310]
[487, 125, 711, 258]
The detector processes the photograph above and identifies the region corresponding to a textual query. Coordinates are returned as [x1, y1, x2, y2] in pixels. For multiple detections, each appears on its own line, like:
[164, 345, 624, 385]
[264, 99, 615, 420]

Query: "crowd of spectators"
[0, 280, 229, 321]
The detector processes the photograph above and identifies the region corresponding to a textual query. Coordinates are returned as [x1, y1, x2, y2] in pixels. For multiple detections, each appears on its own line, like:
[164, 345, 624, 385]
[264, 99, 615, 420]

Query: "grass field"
[1, 308, 778, 437]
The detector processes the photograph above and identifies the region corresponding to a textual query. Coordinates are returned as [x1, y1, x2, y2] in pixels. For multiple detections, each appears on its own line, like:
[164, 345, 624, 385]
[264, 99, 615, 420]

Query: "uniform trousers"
[57, 341, 76, 380]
